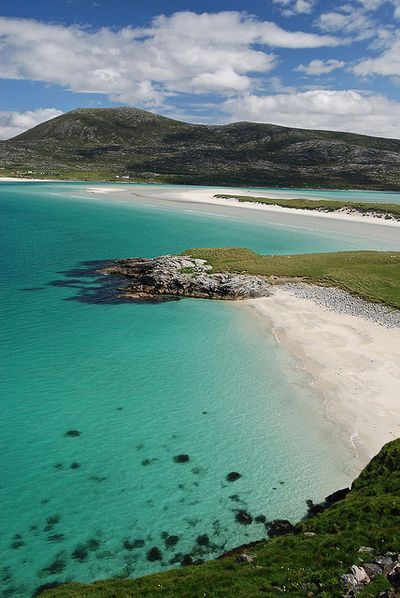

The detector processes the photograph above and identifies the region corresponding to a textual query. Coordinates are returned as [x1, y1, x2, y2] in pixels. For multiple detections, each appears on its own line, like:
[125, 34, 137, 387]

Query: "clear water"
[1, 182, 398, 597]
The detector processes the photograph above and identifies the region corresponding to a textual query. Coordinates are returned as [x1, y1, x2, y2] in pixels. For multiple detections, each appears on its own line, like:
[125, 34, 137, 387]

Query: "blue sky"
[1, 0, 400, 138]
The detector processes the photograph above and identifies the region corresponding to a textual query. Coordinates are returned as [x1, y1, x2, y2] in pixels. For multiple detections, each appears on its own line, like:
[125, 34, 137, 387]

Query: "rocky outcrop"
[101, 255, 272, 300]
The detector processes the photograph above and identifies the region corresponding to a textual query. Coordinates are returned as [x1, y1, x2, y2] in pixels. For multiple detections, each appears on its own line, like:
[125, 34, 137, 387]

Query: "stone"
[180, 554, 193, 566]
[64, 430, 81, 437]
[350, 565, 370, 585]
[226, 472, 241, 482]
[235, 510, 253, 525]
[254, 515, 266, 524]
[70, 462, 80, 469]
[363, 563, 383, 578]
[101, 255, 272, 301]
[235, 553, 255, 564]
[387, 563, 400, 588]
[173, 454, 190, 463]
[146, 547, 162, 562]
[375, 555, 394, 573]
[341, 573, 357, 589]
[325, 487, 350, 505]
[303, 532, 316, 537]
[266, 520, 294, 537]
[196, 534, 210, 546]
[164, 535, 180, 549]
[71, 545, 88, 561]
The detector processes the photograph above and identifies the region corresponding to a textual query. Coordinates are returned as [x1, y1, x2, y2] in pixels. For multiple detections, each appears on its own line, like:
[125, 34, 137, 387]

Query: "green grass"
[181, 248, 400, 308]
[214, 194, 400, 218]
[38, 439, 400, 597]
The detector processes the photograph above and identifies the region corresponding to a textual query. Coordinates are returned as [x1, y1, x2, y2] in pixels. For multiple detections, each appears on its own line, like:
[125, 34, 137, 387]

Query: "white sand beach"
[247, 288, 400, 464]
[83, 184, 400, 228]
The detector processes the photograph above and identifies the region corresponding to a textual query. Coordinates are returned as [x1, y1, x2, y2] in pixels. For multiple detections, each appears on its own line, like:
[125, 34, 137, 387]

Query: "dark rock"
[266, 520, 294, 537]
[71, 545, 88, 561]
[123, 538, 138, 551]
[164, 535, 180, 549]
[181, 554, 193, 566]
[196, 534, 210, 546]
[102, 255, 272, 301]
[169, 552, 184, 564]
[226, 472, 241, 482]
[43, 559, 66, 575]
[363, 563, 382, 578]
[306, 499, 326, 517]
[70, 462, 80, 469]
[64, 430, 81, 437]
[235, 553, 255, 564]
[146, 546, 162, 562]
[173, 454, 190, 463]
[48, 534, 64, 543]
[325, 487, 350, 505]
[388, 563, 400, 588]
[54, 463, 63, 470]
[235, 510, 253, 525]
[10, 539, 25, 549]
[375, 555, 394, 573]
[46, 515, 60, 526]
[254, 515, 266, 524]
[86, 538, 101, 551]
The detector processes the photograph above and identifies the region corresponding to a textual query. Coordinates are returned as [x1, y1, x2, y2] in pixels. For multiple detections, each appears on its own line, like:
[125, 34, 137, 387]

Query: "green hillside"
[2, 107, 400, 189]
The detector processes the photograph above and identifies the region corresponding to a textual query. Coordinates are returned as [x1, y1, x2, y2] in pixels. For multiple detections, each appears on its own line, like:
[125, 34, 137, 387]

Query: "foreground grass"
[39, 439, 400, 597]
[215, 193, 400, 218]
[182, 248, 400, 308]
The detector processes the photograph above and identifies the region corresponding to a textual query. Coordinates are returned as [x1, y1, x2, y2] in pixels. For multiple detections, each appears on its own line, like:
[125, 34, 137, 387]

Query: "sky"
[1, 0, 400, 139]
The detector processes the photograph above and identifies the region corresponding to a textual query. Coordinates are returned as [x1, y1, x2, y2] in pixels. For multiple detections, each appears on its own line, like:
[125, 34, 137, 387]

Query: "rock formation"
[101, 255, 271, 300]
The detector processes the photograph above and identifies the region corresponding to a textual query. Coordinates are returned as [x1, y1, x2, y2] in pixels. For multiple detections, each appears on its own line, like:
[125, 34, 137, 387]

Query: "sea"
[1, 182, 400, 597]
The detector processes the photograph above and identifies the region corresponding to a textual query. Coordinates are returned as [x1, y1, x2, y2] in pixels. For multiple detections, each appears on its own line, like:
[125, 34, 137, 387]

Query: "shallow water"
[0, 182, 398, 597]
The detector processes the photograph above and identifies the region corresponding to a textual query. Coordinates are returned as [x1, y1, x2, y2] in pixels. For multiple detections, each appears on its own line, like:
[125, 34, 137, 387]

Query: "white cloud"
[296, 58, 345, 75]
[273, 0, 315, 16]
[0, 108, 64, 140]
[316, 5, 376, 39]
[223, 89, 400, 138]
[353, 35, 400, 76]
[0, 13, 340, 106]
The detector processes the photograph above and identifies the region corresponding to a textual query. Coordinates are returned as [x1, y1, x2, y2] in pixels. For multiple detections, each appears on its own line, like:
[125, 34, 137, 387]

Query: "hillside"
[37, 438, 400, 597]
[2, 107, 400, 189]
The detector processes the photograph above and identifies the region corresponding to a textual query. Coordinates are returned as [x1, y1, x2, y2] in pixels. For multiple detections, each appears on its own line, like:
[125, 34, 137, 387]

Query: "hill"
[37, 438, 400, 597]
[2, 107, 400, 189]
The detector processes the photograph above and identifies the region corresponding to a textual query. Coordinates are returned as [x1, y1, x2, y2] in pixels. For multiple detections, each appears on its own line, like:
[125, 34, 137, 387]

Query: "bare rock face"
[101, 255, 271, 300]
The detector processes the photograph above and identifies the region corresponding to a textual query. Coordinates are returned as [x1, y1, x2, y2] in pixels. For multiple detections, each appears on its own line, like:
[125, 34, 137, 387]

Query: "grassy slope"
[214, 194, 400, 218]
[39, 439, 400, 597]
[182, 248, 400, 308]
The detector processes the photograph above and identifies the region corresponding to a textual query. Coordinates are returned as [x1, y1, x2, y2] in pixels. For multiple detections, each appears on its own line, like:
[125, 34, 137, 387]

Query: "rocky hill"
[2, 107, 400, 189]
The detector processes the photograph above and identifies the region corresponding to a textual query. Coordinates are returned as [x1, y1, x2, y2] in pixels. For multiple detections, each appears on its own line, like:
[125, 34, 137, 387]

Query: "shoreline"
[92, 184, 400, 228]
[245, 286, 400, 465]
[2, 177, 400, 227]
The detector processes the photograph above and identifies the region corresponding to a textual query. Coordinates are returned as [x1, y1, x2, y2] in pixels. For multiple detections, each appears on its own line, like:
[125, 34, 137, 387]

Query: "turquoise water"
[0, 182, 398, 597]
[250, 186, 400, 204]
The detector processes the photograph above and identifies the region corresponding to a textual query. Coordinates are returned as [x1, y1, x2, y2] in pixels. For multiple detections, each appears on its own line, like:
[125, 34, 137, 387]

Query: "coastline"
[89, 184, 400, 228]
[246, 286, 400, 464]
[2, 178, 400, 227]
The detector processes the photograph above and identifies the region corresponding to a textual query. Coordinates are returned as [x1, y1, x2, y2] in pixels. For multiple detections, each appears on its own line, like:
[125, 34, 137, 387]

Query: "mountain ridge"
[2, 107, 400, 189]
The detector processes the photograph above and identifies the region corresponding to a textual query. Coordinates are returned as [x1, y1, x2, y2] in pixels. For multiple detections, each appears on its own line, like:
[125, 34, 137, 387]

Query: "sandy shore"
[83, 184, 400, 228]
[247, 287, 400, 465]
